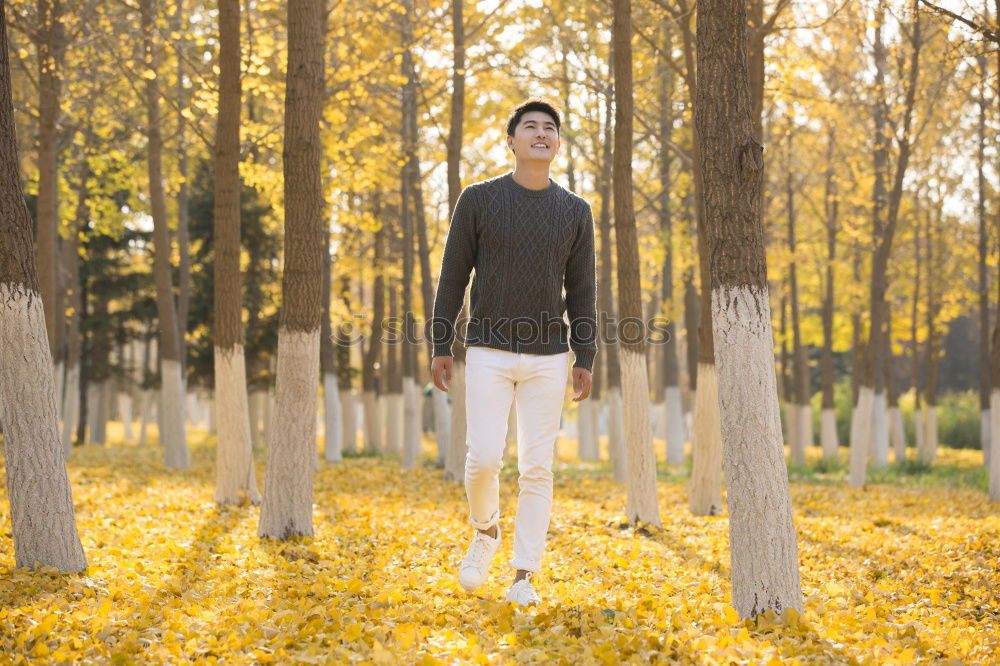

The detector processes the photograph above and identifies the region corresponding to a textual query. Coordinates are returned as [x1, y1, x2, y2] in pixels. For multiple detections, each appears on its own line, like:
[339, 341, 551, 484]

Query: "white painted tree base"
[789, 402, 806, 465]
[323, 373, 342, 463]
[362, 390, 382, 453]
[848, 386, 875, 488]
[61, 363, 80, 458]
[444, 360, 467, 483]
[689, 363, 723, 516]
[712, 284, 802, 617]
[652, 400, 665, 441]
[214, 345, 261, 505]
[433, 388, 451, 467]
[160, 360, 190, 468]
[820, 408, 838, 459]
[385, 391, 403, 456]
[784, 401, 798, 458]
[889, 406, 906, 463]
[577, 397, 598, 461]
[0, 284, 86, 571]
[339, 390, 356, 456]
[607, 386, 626, 483]
[922, 406, 938, 464]
[118, 392, 134, 442]
[402, 376, 420, 468]
[259, 328, 320, 538]
[248, 389, 263, 451]
[620, 348, 661, 526]
[871, 391, 889, 469]
[989, 393, 1000, 501]
[664, 385, 685, 466]
[185, 392, 198, 429]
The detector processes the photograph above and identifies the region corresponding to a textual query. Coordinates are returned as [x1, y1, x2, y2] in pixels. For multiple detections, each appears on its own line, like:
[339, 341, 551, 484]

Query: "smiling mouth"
[532, 143, 549, 149]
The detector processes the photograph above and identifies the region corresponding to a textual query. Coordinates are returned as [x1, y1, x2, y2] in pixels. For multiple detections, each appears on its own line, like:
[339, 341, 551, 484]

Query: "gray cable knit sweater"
[430, 172, 598, 372]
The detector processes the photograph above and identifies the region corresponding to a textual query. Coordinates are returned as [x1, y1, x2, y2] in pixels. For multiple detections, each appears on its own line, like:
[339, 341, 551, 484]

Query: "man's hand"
[431, 355, 454, 392]
[571, 367, 592, 402]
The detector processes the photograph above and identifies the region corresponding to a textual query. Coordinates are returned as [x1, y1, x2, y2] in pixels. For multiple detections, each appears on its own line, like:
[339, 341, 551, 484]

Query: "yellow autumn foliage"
[0, 431, 997, 664]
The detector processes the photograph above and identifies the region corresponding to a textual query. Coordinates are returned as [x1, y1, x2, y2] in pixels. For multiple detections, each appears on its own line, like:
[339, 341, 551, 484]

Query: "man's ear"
[506, 135, 514, 154]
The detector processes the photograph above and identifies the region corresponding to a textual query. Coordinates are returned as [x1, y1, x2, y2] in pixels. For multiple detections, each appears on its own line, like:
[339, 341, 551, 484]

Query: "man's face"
[506, 110, 560, 164]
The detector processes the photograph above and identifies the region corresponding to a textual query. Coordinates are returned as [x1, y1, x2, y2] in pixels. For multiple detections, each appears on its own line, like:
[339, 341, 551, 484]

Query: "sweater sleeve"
[430, 185, 478, 358]
[564, 200, 598, 372]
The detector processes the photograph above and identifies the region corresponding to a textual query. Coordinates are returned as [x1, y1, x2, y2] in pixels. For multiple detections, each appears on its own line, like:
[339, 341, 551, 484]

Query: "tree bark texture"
[259, 0, 326, 539]
[140, 0, 189, 468]
[0, 5, 86, 571]
[695, 0, 802, 618]
[214, 0, 260, 505]
[612, 0, 660, 527]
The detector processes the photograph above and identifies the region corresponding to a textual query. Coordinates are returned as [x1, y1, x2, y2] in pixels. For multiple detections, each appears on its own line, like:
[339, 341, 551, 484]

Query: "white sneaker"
[458, 526, 501, 592]
[506, 572, 541, 605]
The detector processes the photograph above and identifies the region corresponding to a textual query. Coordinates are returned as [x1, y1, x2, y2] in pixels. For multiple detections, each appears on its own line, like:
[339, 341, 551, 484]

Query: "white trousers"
[464, 345, 570, 572]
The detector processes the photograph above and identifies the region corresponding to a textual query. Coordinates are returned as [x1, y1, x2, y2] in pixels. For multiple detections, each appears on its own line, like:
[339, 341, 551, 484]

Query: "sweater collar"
[502, 172, 558, 198]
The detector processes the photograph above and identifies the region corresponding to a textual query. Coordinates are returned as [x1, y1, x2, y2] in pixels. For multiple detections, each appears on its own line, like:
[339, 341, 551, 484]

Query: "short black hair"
[506, 98, 561, 136]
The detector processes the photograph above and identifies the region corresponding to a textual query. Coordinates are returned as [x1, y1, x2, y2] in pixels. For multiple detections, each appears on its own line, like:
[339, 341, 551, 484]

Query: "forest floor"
[0, 428, 997, 664]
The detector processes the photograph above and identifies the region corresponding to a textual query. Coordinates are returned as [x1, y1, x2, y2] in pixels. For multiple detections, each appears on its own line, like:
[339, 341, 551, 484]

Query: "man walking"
[430, 98, 598, 605]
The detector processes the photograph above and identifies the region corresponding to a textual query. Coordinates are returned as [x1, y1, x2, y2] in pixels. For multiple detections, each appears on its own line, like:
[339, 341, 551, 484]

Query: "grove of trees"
[1, 0, 998, 633]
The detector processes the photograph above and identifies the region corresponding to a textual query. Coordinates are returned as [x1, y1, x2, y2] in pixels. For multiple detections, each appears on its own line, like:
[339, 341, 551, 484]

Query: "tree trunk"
[400, 6, 422, 467]
[36, 0, 66, 386]
[923, 202, 941, 464]
[911, 202, 924, 458]
[444, 298, 468, 484]
[336, 275, 356, 455]
[141, 0, 189, 468]
[0, 5, 86, 571]
[658, 16, 684, 466]
[678, 1, 724, 516]
[139, 332, 154, 445]
[885, 308, 906, 462]
[612, 0, 660, 527]
[571, 40, 596, 463]
[786, 127, 810, 465]
[871, 301, 891, 469]
[597, 76, 626, 481]
[62, 156, 87, 457]
[820, 128, 839, 459]
[990, 0, 1000, 501]
[976, 72, 991, 467]
[385, 278, 403, 457]
[118, 343, 135, 441]
[214, 0, 260, 506]
[587, 298, 604, 464]
[89, 297, 110, 445]
[413, 8, 451, 464]
[258, 0, 326, 539]
[321, 230, 342, 463]
[695, 0, 802, 617]
[849, 0, 921, 488]
[362, 197, 386, 455]
[175, 0, 191, 360]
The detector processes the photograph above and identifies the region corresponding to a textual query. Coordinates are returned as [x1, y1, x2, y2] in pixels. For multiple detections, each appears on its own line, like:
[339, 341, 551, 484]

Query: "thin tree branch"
[918, 0, 999, 42]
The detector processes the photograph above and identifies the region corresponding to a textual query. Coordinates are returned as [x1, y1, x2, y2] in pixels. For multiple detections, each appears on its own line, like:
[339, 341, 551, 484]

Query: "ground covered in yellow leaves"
[0, 433, 997, 664]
